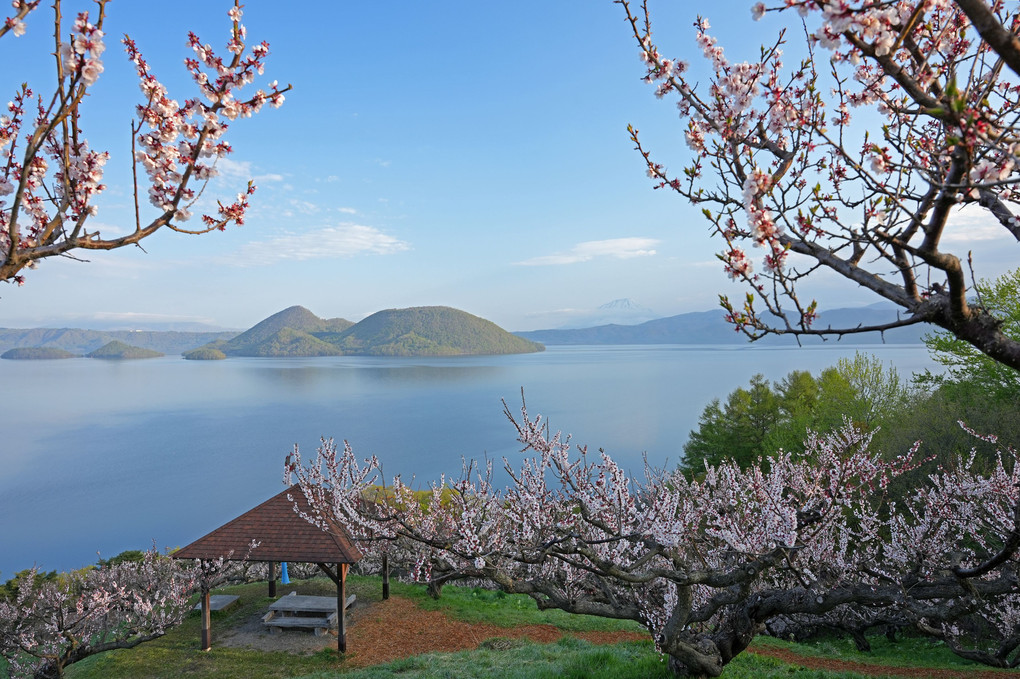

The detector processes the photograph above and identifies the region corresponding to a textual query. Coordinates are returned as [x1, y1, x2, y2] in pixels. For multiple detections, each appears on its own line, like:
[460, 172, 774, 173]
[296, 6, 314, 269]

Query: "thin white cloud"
[227, 223, 410, 266]
[941, 206, 1013, 244]
[288, 199, 321, 215]
[516, 237, 660, 266]
[214, 157, 283, 184]
[215, 157, 253, 178]
[338, 207, 357, 215]
[91, 311, 217, 324]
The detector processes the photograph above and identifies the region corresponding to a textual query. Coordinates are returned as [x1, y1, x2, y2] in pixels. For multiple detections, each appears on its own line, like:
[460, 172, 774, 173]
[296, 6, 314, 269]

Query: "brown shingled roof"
[173, 487, 363, 563]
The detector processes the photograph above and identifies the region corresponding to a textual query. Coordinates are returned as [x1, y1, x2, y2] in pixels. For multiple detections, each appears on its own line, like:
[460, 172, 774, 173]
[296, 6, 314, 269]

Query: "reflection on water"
[246, 360, 506, 393]
[0, 344, 936, 576]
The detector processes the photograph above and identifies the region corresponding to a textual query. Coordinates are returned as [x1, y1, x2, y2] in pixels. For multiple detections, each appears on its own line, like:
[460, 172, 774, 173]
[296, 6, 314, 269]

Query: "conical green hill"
[336, 306, 544, 356]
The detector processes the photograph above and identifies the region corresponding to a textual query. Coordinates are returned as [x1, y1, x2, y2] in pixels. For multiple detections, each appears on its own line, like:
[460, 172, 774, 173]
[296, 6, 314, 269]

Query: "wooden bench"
[262, 593, 356, 635]
[263, 612, 338, 636]
[193, 594, 240, 612]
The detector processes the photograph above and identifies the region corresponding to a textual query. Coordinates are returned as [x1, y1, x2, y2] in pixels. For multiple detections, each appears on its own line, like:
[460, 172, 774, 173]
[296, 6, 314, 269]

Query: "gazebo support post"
[201, 588, 212, 651]
[316, 562, 347, 654]
[172, 488, 364, 658]
[338, 563, 347, 653]
[382, 553, 390, 600]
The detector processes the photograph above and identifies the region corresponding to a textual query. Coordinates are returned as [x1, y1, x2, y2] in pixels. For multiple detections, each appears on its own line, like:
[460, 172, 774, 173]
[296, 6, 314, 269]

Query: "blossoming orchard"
[0, 0, 288, 285]
[622, 0, 1020, 371]
[287, 404, 1020, 677]
[285, 2, 1020, 677]
[0, 546, 245, 679]
[0, 549, 199, 679]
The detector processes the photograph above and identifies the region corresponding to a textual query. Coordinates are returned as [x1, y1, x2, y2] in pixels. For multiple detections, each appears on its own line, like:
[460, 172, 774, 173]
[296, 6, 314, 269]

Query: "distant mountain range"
[0, 302, 930, 360]
[514, 304, 929, 346]
[0, 328, 236, 355]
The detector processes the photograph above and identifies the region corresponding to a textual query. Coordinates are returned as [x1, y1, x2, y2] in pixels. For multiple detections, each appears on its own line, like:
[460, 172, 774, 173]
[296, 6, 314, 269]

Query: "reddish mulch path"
[746, 646, 1013, 679]
[343, 596, 644, 668]
[341, 595, 1014, 677]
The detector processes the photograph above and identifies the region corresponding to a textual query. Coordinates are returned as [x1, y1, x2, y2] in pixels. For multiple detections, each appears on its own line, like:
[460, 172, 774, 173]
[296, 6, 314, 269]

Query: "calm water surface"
[0, 344, 936, 576]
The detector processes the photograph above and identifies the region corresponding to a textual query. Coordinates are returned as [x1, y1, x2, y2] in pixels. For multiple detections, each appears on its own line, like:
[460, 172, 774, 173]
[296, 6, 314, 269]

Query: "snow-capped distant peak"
[598, 298, 647, 312]
[558, 299, 660, 328]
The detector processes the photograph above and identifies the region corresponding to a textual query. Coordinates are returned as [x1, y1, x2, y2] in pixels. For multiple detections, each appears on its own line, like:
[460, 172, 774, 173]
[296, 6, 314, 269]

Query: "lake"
[0, 343, 937, 577]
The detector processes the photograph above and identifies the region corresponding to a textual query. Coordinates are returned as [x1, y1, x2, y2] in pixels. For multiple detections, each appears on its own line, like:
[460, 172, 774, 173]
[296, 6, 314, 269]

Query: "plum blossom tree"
[619, 0, 1020, 371]
[0, 548, 199, 679]
[0, 0, 288, 286]
[0, 545, 251, 678]
[287, 402, 1020, 677]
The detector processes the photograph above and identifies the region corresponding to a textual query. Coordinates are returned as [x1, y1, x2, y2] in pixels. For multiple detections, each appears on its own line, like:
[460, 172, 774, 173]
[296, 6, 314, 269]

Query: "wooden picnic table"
[262, 592, 355, 636]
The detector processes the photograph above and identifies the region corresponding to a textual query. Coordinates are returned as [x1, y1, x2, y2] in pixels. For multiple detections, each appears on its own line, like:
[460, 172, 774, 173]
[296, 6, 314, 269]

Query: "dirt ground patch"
[215, 594, 1010, 677]
[342, 596, 645, 668]
[214, 594, 644, 664]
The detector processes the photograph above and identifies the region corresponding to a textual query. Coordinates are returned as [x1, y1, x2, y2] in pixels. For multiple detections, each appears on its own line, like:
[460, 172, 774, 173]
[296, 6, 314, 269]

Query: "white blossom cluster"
[0, 0, 287, 285]
[619, 0, 1020, 340]
[0, 549, 202, 678]
[289, 400, 1020, 672]
[124, 2, 285, 226]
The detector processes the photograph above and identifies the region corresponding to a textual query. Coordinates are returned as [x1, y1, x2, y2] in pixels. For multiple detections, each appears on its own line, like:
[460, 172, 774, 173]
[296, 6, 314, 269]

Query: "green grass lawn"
[379, 577, 645, 632]
[48, 575, 1003, 679]
[64, 579, 351, 679]
[750, 633, 993, 671]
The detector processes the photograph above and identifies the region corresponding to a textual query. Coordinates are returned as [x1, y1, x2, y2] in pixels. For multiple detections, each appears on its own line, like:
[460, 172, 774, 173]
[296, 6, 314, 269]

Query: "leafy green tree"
[682, 374, 780, 470]
[681, 399, 731, 471]
[919, 269, 1020, 402]
[833, 353, 911, 429]
[760, 370, 817, 453]
[686, 355, 912, 470]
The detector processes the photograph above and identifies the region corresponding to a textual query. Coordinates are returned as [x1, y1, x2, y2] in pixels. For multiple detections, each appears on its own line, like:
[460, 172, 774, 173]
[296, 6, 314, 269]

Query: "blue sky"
[2, 1, 1015, 331]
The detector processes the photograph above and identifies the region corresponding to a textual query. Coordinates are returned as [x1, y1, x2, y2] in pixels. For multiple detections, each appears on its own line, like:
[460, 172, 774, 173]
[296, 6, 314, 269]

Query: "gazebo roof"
[173, 486, 363, 563]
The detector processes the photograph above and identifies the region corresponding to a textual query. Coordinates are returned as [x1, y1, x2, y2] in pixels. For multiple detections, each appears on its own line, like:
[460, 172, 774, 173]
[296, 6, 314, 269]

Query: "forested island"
[1, 341, 163, 360]
[87, 341, 164, 360]
[1, 347, 79, 360]
[184, 305, 544, 358]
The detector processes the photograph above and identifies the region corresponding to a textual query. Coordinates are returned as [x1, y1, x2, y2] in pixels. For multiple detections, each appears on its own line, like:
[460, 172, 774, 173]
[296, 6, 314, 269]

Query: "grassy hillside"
[335, 307, 544, 356]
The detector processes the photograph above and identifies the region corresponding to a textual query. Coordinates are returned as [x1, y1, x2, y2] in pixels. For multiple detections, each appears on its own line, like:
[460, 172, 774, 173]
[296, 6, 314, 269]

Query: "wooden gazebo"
[173, 486, 363, 653]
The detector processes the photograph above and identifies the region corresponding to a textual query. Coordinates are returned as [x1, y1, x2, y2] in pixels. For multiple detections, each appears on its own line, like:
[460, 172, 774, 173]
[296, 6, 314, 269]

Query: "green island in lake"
[87, 341, 164, 360]
[185, 305, 544, 359]
[1, 346, 80, 360]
